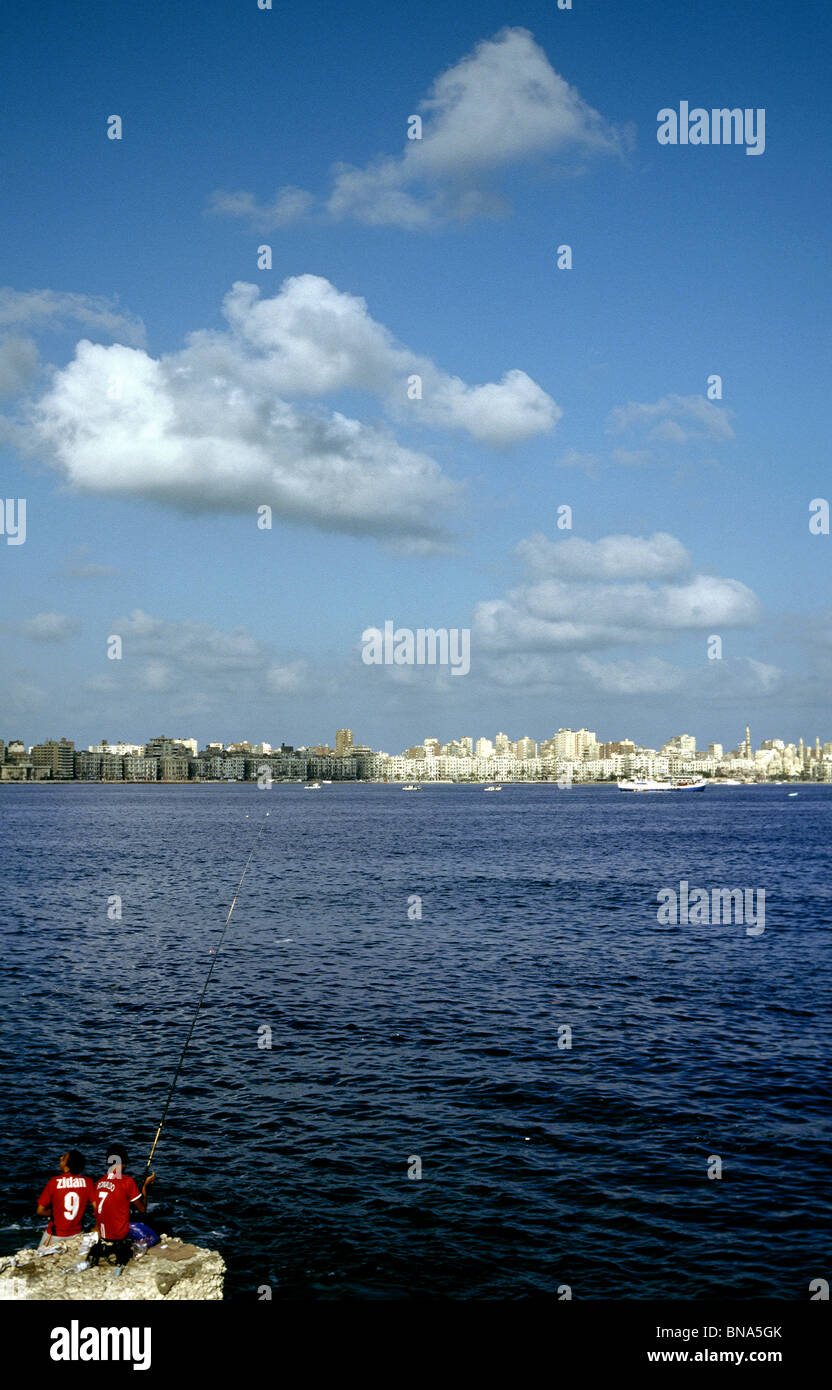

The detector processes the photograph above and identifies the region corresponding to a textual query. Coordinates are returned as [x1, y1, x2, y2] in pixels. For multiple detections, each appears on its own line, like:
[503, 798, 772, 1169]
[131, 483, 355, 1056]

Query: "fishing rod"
[142, 810, 270, 1180]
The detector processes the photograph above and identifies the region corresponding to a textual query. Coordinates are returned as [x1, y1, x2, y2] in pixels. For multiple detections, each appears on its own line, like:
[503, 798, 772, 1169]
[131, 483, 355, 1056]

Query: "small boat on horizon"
[304, 782, 322, 789]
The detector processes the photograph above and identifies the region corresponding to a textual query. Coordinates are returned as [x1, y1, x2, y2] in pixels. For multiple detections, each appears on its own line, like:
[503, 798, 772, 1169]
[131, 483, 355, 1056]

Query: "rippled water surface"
[1, 782, 829, 1298]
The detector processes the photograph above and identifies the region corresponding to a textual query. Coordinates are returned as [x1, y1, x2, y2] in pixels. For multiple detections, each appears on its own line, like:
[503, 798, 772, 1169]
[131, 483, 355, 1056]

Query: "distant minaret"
[745, 725, 751, 759]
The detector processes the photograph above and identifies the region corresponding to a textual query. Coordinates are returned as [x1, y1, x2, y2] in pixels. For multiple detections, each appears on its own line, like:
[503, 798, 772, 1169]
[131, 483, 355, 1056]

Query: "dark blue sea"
[1, 782, 829, 1299]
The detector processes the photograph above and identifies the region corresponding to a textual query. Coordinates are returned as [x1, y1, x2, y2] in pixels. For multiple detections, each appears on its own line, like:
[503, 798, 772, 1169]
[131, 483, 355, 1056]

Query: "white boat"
[483, 784, 502, 792]
[617, 778, 707, 792]
[787, 791, 799, 797]
[402, 784, 421, 791]
[714, 778, 743, 785]
[304, 782, 322, 789]
[617, 779, 674, 792]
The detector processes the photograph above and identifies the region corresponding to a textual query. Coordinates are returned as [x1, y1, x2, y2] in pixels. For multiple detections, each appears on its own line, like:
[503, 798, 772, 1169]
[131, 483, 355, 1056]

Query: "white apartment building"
[384, 756, 410, 779]
[620, 754, 671, 778]
[661, 734, 697, 756]
[88, 742, 144, 756]
[552, 728, 598, 759]
[381, 754, 545, 781]
[515, 737, 538, 759]
[442, 740, 473, 757]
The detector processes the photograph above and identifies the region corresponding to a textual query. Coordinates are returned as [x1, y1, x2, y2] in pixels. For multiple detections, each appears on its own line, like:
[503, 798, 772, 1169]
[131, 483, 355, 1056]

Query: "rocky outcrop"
[0, 1235, 225, 1300]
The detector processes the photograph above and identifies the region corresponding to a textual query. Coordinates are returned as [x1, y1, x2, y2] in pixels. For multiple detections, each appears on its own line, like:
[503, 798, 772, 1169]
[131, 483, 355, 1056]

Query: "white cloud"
[743, 659, 782, 692]
[106, 610, 312, 700]
[607, 394, 734, 445]
[424, 369, 559, 446]
[554, 448, 599, 474]
[703, 656, 784, 697]
[142, 659, 173, 692]
[0, 337, 39, 397]
[30, 274, 556, 540]
[515, 531, 690, 581]
[33, 336, 457, 543]
[475, 645, 782, 717]
[209, 29, 629, 230]
[0, 289, 145, 347]
[549, 396, 734, 478]
[206, 186, 315, 231]
[85, 673, 118, 694]
[219, 275, 559, 444]
[577, 654, 685, 695]
[266, 660, 310, 693]
[474, 530, 761, 655]
[2, 680, 46, 710]
[18, 612, 81, 642]
[404, 28, 625, 175]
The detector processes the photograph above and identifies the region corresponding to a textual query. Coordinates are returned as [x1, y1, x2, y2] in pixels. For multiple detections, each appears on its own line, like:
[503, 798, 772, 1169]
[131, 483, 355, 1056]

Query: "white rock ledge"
[0, 1235, 225, 1300]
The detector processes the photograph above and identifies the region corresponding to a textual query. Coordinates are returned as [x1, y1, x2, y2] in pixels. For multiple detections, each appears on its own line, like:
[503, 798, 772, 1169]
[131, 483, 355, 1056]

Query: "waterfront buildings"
[3, 724, 832, 784]
[123, 755, 158, 781]
[30, 739, 75, 779]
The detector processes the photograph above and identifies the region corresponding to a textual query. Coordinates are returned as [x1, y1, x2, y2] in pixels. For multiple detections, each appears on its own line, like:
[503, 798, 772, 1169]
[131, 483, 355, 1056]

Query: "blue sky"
[1, 0, 830, 752]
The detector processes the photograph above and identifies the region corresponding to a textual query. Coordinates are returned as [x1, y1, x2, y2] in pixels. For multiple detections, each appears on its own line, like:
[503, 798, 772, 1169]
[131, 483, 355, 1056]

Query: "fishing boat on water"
[617, 778, 707, 792]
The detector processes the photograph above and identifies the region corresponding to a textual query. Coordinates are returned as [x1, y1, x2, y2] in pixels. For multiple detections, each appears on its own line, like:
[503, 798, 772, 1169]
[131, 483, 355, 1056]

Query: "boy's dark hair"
[106, 1146, 129, 1169]
[66, 1150, 85, 1175]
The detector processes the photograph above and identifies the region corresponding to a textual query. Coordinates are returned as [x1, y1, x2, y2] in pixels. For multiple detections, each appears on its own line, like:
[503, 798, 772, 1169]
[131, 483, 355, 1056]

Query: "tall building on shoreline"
[30, 739, 75, 779]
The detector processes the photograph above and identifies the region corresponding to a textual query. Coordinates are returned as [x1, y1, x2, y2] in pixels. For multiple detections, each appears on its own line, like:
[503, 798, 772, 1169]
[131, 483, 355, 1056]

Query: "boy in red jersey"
[36, 1150, 96, 1247]
[89, 1146, 155, 1266]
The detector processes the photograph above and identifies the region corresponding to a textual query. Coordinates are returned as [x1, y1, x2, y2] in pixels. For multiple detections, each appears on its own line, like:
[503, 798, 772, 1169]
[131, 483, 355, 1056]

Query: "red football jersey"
[94, 1173, 142, 1241]
[38, 1174, 96, 1236]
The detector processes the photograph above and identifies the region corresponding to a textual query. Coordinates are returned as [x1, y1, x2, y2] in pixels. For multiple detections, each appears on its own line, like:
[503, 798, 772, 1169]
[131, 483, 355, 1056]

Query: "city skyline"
[2, 2, 831, 751]
[6, 718, 832, 754]
[4, 718, 831, 784]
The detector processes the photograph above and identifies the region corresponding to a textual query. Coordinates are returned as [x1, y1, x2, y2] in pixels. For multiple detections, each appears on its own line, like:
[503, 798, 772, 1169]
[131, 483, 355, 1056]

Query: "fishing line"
[143, 810, 270, 1176]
